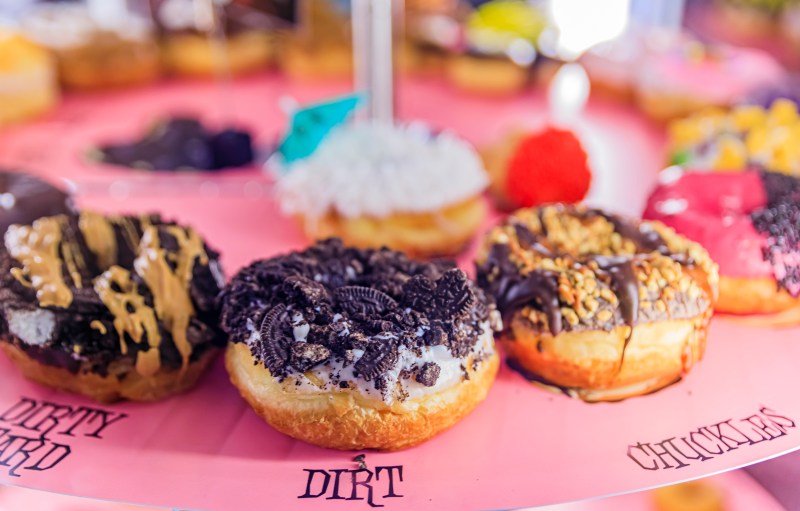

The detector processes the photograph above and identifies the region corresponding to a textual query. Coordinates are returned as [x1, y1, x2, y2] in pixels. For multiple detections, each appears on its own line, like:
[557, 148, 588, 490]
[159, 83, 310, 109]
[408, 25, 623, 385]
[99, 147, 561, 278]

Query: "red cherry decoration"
[505, 127, 591, 208]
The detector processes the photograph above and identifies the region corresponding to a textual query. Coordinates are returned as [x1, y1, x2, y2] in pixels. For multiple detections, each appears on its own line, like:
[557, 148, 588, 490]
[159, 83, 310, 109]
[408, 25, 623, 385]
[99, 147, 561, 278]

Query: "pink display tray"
[0, 75, 795, 510]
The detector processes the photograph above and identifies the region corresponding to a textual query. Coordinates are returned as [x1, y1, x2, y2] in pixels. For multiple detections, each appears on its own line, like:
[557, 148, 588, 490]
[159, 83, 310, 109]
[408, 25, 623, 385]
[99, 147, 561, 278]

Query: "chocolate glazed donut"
[0, 211, 225, 402]
[476, 204, 719, 402]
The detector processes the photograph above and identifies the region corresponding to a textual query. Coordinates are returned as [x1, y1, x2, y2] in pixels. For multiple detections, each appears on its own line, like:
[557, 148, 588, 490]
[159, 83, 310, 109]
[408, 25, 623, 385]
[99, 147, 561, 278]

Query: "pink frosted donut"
[635, 44, 785, 121]
[643, 167, 800, 319]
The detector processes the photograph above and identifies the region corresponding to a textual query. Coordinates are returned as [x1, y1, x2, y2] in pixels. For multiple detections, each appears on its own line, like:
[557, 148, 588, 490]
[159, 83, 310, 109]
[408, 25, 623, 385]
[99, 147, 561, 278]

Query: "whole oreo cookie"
[220, 238, 501, 451]
[0, 211, 226, 402]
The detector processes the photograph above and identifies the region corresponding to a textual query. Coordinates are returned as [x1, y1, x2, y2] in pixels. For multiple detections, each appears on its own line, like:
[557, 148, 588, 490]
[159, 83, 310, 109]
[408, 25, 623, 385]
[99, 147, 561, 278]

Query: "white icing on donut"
[245, 315, 497, 406]
[273, 121, 489, 219]
[290, 320, 496, 406]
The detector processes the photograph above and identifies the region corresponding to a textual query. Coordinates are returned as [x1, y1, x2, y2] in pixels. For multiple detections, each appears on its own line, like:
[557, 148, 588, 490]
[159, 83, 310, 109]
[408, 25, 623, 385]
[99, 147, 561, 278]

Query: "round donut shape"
[644, 169, 800, 324]
[0, 211, 225, 402]
[220, 238, 501, 450]
[476, 204, 719, 402]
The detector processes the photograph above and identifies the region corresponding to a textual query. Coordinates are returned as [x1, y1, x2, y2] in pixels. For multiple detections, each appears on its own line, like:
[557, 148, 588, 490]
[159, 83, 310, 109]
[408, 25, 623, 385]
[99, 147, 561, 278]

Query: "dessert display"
[0, 171, 73, 236]
[220, 238, 501, 450]
[476, 204, 719, 402]
[644, 168, 800, 321]
[667, 99, 800, 174]
[635, 41, 785, 122]
[274, 121, 489, 258]
[0, 211, 225, 402]
[22, 4, 161, 90]
[446, 0, 543, 96]
[0, 31, 58, 126]
[153, 0, 276, 77]
[93, 117, 255, 171]
[481, 126, 592, 211]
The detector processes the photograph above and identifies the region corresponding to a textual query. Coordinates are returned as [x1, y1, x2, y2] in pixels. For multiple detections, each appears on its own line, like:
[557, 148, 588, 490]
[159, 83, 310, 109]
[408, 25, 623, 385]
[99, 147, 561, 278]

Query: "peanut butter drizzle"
[78, 211, 118, 270]
[133, 226, 207, 373]
[6, 217, 74, 308]
[93, 266, 162, 377]
[89, 320, 107, 335]
[61, 239, 84, 289]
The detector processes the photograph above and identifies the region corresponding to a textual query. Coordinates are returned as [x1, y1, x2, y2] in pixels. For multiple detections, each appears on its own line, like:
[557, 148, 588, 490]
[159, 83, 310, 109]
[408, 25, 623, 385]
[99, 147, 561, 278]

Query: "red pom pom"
[505, 127, 591, 208]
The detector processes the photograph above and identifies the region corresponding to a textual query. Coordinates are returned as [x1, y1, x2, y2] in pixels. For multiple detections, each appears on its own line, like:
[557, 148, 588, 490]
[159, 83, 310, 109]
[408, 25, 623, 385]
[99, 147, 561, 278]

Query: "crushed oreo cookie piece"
[415, 362, 441, 387]
[283, 275, 328, 305]
[402, 275, 436, 312]
[290, 343, 331, 372]
[433, 269, 474, 319]
[335, 286, 398, 316]
[354, 342, 399, 381]
[258, 304, 290, 375]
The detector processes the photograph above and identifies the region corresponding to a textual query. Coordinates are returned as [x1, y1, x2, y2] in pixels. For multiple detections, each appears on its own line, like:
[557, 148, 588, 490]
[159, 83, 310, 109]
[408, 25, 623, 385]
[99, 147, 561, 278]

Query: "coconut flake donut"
[645, 167, 800, 322]
[274, 121, 489, 259]
[220, 238, 501, 451]
[476, 204, 718, 402]
[0, 211, 225, 402]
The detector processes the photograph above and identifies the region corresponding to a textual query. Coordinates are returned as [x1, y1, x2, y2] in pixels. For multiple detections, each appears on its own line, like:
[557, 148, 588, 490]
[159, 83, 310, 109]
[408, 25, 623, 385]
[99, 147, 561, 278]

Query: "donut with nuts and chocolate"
[0, 211, 225, 402]
[476, 204, 718, 402]
[220, 238, 501, 451]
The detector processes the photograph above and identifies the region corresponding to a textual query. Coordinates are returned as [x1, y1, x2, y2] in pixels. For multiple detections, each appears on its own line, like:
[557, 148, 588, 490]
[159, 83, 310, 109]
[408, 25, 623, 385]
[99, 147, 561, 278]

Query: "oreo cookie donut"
[220, 239, 500, 451]
[476, 205, 718, 402]
[0, 211, 225, 402]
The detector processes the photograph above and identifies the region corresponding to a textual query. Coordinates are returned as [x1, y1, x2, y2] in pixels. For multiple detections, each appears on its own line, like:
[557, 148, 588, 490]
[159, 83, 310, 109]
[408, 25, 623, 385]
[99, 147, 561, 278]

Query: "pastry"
[0, 31, 58, 126]
[446, 0, 543, 96]
[653, 480, 725, 511]
[274, 121, 489, 258]
[476, 204, 718, 402]
[22, 3, 161, 90]
[644, 167, 800, 322]
[220, 238, 501, 450]
[0, 171, 73, 236]
[0, 211, 225, 402]
[635, 41, 784, 123]
[667, 99, 800, 174]
[278, 0, 352, 80]
[153, 0, 275, 77]
[92, 117, 255, 171]
[482, 127, 591, 211]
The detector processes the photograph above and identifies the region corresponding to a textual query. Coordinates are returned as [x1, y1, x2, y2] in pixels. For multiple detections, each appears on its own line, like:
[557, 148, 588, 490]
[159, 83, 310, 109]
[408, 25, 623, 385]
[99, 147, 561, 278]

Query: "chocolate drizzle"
[220, 239, 498, 400]
[477, 205, 711, 345]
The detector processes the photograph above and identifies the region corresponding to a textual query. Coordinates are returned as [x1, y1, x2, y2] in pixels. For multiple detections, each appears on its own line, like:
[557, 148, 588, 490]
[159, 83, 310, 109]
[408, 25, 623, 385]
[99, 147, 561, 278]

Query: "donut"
[220, 239, 501, 450]
[0, 211, 225, 402]
[0, 171, 73, 237]
[644, 167, 800, 322]
[476, 204, 718, 402]
[274, 121, 489, 259]
[635, 42, 784, 123]
[652, 480, 725, 511]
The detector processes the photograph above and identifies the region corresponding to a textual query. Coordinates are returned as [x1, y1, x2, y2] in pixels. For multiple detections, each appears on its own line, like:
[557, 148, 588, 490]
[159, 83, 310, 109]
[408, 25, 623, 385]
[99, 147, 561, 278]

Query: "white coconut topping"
[273, 121, 489, 219]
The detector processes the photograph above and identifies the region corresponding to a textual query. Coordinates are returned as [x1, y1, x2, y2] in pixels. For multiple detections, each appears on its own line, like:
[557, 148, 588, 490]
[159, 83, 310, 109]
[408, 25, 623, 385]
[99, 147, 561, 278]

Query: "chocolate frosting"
[476, 205, 716, 342]
[95, 117, 254, 171]
[220, 239, 498, 398]
[0, 211, 225, 376]
[0, 171, 73, 238]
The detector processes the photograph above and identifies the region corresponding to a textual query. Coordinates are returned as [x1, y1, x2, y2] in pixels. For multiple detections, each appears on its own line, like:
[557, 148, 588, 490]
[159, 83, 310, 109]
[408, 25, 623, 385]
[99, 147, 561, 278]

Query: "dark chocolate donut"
[0, 171, 73, 237]
[0, 211, 225, 401]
